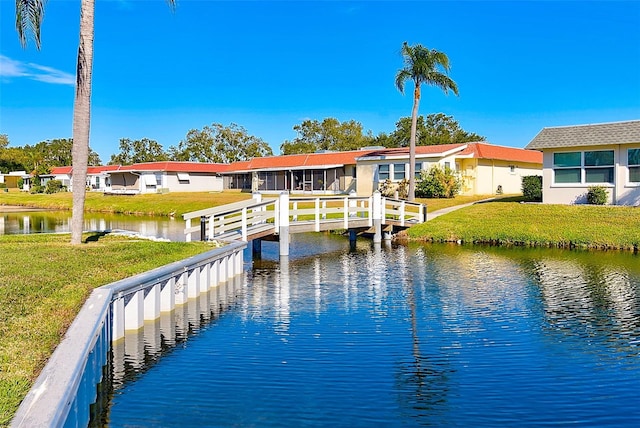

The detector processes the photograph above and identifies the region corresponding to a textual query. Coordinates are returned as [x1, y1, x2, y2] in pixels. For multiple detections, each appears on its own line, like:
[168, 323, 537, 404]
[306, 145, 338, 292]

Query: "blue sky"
[1, 0, 639, 163]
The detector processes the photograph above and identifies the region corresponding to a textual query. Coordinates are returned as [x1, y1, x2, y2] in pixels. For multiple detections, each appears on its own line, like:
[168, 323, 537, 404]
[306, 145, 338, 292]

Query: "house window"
[553, 150, 615, 185]
[177, 172, 190, 183]
[378, 164, 389, 181]
[584, 150, 614, 184]
[509, 165, 516, 175]
[393, 163, 406, 180]
[415, 162, 423, 178]
[629, 148, 640, 183]
[553, 152, 581, 183]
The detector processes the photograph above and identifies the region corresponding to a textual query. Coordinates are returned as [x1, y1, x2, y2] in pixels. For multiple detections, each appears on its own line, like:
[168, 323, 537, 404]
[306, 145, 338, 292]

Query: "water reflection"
[0, 210, 186, 241]
[98, 239, 640, 426]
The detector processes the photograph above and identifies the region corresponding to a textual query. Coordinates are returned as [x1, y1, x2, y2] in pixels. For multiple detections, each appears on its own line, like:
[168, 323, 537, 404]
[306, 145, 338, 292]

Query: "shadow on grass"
[84, 231, 110, 243]
[477, 196, 528, 204]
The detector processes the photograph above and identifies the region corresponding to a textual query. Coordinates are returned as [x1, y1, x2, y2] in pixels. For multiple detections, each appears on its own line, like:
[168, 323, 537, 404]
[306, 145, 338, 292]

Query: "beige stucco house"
[525, 120, 640, 205]
[355, 142, 542, 196]
[107, 162, 226, 194]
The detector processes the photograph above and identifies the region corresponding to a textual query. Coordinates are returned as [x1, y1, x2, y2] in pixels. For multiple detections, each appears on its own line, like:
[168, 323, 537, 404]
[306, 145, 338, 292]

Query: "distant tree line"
[0, 134, 101, 175]
[1, 114, 482, 173]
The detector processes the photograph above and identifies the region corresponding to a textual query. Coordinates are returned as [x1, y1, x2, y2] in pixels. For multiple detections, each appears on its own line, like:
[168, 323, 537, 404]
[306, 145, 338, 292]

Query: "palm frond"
[15, 0, 46, 49]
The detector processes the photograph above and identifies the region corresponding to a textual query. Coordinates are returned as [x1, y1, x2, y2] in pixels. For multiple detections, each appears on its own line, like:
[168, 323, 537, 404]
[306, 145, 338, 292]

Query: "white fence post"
[372, 191, 382, 243]
[279, 192, 290, 256]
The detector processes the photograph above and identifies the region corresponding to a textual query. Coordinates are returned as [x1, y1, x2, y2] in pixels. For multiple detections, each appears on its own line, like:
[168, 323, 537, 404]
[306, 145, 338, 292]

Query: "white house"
[107, 162, 226, 194]
[525, 120, 640, 205]
[43, 166, 119, 192]
[355, 142, 542, 196]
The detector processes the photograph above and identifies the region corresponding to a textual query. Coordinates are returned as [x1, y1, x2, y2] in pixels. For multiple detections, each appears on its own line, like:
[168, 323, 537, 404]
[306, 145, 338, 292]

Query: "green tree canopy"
[0, 137, 101, 174]
[169, 123, 273, 163]
[377, 113, 484, 147]
[109, 138, 169, 165]
[280, 118, 375, 155]
[395, 41, 459, 201]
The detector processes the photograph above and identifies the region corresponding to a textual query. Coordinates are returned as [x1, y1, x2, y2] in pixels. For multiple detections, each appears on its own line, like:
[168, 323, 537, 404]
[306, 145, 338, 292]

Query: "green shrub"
[0, 183, 6, 189]
[17, 178, 24, 189]
[29, 185, 44, 194]
[45, 180, 65, 194]
[521, 175, 542, 202]
[587, 186, 608, 205]
[416, 164, 461, 198]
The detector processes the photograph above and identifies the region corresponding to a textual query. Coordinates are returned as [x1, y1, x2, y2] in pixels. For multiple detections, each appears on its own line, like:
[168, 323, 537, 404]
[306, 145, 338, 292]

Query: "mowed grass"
[0, 190, 252, 217]
[0, 233, 220, 426]
[406, 201, 640, 250]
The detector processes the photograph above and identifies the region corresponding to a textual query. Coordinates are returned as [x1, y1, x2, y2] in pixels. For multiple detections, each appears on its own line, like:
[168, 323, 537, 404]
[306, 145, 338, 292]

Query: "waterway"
[90, 234, 640, 427]
[0, 210, 186, 241]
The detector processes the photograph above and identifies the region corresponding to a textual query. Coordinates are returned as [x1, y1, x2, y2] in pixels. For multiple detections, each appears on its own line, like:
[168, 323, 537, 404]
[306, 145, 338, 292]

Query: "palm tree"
[16, 0, 176, 244]
[395, 42, 459, 201]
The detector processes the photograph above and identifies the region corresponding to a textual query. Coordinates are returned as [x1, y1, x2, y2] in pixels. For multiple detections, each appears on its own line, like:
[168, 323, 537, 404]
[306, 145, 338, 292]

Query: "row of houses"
[34, 141, 542, 199]
[5, 120, 639, 205]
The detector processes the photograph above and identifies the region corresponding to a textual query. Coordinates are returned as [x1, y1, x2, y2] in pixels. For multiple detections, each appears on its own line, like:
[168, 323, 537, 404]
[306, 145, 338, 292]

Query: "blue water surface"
[97, 235, 640, 427]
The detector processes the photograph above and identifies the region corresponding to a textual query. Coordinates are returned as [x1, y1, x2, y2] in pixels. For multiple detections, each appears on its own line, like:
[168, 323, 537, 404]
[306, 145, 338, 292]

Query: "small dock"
[183, 192, 426, 256]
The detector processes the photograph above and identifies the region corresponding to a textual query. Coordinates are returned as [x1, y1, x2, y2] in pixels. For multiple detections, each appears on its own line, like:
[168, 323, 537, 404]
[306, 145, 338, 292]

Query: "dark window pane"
[554, 152, 581, 167]
[379, 165, 389, 180]
[394, 163, 405, 180]
[628, 149, 640, 166]
[584, 150, 614, 166]
[554, 168, 581, 183]
[630, 166, 640, 183]
[585, 167, 614, 183]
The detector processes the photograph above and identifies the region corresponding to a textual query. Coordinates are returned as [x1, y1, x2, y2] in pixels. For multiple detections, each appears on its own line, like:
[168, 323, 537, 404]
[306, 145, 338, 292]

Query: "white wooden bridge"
[183, 192, 426, 256]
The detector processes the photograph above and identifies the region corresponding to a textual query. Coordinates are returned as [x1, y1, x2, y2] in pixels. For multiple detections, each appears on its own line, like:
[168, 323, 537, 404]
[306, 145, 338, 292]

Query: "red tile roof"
[116, 162, 228, 173]
[227, 149, 379, 171]
[459, 143, 542, 164]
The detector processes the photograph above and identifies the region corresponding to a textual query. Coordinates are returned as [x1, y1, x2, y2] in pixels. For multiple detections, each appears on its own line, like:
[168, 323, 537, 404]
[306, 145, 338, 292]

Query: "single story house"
[0, 171, 30, 190]
[355, 142, 542, 196]
[107, 162, 226, 194]
[43, 166, 121, 192]
[222, 150, 375, 194]
[525, 120, 640, 205]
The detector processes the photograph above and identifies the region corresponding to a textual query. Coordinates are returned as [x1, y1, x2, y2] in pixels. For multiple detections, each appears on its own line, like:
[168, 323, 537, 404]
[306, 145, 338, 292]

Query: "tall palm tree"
[395, 42, 459, 201]
[16, 0, 176, 244]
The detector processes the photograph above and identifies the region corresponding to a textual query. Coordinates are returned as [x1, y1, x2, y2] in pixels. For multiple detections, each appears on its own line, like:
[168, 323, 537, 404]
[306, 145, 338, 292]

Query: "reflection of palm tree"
[396, 247, 451, 420]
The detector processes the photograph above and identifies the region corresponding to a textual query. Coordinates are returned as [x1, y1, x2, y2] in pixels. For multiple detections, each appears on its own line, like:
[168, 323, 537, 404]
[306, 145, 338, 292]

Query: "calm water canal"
[92, 234, 640, 427]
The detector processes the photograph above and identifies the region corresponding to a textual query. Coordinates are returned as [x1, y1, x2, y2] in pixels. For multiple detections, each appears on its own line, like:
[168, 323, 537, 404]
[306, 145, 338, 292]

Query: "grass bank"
[0, 233, 220, 426]
[0, 190, 251, 217]
[406, 200, 640, 251]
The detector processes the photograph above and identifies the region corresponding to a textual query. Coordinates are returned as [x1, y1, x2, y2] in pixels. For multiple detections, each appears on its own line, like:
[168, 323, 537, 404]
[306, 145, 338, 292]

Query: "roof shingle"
[526, 120, 640, 150]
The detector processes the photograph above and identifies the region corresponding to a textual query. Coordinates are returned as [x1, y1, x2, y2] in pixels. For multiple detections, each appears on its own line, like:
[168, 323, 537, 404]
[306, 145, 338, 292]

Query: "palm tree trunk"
[408, 86, 421, 202]
[70, 0, 95, 245]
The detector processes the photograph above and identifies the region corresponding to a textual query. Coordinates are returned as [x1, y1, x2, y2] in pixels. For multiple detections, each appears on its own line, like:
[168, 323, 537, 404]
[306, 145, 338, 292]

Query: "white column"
[112, 296, 125, 342]
[200, 262, 210, 293]
[188, 267, 199, 299]
[160, 278, 175, 312]
[373, 191, 382, 244]
[175, 272, 187, 305]
[124, 290, 144, 331]
[143, 283, 161, 321]
[279, 192, 290, 257]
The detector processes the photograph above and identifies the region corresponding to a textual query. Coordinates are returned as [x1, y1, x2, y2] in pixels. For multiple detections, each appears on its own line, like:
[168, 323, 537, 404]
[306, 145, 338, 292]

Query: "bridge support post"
[252, 239, 262, 259]
[372, 191, 382, 244]
[279, 192, 290, 257]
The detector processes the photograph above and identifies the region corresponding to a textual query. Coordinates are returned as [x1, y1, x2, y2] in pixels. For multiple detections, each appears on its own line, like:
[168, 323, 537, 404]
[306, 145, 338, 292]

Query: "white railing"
[11, 241, 247, 428]
[184, 192, 426, 242]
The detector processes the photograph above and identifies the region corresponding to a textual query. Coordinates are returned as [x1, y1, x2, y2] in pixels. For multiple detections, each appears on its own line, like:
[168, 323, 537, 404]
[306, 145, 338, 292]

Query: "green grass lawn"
[0, 233, 220, 426]
[0, 189, 252, 217]
[406, 201, 640, 250]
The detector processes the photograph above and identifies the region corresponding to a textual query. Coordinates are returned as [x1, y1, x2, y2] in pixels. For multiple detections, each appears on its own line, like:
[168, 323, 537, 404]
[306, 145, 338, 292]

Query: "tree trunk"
[408, 85, 421, 202]
[70, 0, 95, 245]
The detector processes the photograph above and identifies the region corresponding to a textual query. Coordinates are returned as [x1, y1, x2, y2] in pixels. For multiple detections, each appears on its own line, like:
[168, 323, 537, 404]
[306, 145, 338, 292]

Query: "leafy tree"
[16, 0, 176, 245]
[383, 114, 483, 147]
[170, 123, 273, 163]
[280, 118, 375, 154]
[109, 138, 169, 165]
[396, 41, 459, 201]
[0, 134, 26, 173]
